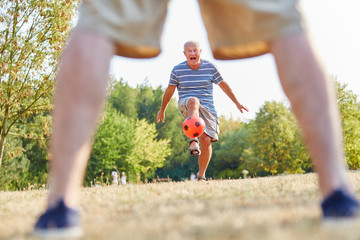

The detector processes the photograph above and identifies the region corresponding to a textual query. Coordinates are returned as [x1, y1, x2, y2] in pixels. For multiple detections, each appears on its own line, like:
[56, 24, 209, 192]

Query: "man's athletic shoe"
[33, 199, 83, 239]
[321, 189, 360, 219]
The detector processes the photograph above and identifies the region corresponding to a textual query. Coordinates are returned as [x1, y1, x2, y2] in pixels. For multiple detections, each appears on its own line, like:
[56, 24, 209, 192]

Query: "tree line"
[1, 0, 360, 190]
[2, 75, 360, 190]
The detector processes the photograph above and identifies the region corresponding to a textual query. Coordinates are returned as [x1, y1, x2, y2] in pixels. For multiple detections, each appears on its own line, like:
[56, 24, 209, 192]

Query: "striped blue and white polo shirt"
[169, 59, 223, 117]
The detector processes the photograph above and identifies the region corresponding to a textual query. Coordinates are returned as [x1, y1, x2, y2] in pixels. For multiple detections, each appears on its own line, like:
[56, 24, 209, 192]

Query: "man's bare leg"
[198, 134, 212, 178]
[48, 29, 115, 208]
[186, 97, 201, 152]
[185, 97, 212, 179]
[270, 32, 351, 197]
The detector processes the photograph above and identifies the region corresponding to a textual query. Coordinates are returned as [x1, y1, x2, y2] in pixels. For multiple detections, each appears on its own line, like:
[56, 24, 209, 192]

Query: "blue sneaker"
[33, 199, 83, 239]
[321, 189, 360, 219]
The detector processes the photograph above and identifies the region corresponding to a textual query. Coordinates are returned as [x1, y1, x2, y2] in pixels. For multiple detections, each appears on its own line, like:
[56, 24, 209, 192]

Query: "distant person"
[111, 171, 118, 185]
[120, 172, 127, 185]
[157, 40, 248, 181]
[190, 172, 197, 182]
[34, 0, 359, 239]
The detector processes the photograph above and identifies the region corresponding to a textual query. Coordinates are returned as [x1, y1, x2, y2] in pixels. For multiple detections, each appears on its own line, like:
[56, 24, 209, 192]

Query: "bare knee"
[187, 97, 200, 109]
[199, 134, 212, 148]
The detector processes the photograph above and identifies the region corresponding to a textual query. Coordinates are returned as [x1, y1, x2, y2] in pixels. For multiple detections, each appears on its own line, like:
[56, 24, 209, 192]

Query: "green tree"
[244, 101, 310, 176]
[335, 80, 360, 169]
[0, 135, 29, 190]
[105, 78, 190, 180]
[136, 80, 162, 123]
[211, 127, 249, 179]
[0, 0, 78, 166]
[218, 115, 243, 135]
[88, 106, 171, 184]
[127, 119, 171, 181]
[206, 116, 245, 179]
[87, 107, 135, 184]
[108, 78, 138, 119]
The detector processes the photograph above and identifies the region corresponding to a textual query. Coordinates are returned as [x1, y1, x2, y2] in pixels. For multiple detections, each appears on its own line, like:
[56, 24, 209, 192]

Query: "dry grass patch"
[1, 172, 360, 240]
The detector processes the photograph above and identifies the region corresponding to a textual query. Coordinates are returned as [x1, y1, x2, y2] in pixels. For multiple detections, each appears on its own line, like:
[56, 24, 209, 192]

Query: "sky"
[110, 0, 360, 121]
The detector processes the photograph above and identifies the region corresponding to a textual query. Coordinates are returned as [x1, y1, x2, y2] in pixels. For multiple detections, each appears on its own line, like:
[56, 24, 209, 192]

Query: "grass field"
[1, 172, 360, 240]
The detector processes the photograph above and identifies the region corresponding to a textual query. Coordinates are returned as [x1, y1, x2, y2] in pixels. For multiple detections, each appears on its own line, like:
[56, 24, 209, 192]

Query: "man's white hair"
[184, 41, 200, 50]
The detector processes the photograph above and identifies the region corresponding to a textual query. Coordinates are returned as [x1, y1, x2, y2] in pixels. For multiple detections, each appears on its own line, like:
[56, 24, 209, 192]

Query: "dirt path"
[1, 172, 360, 240]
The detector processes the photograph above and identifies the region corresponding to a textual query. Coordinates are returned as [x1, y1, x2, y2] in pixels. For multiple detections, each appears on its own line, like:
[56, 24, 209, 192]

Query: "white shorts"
[76, 0, 304, 59]
[178, 97, 219, 142]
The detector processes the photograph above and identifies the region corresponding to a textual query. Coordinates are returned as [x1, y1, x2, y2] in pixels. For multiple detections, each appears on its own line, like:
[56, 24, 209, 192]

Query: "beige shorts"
[77, 0, 304, 59]
[179, 98, 219, 142]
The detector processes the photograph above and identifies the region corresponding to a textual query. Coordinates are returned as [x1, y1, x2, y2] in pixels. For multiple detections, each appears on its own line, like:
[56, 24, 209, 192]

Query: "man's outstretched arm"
[156, 85, 176, 123]
[218, 81, 249, 113]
